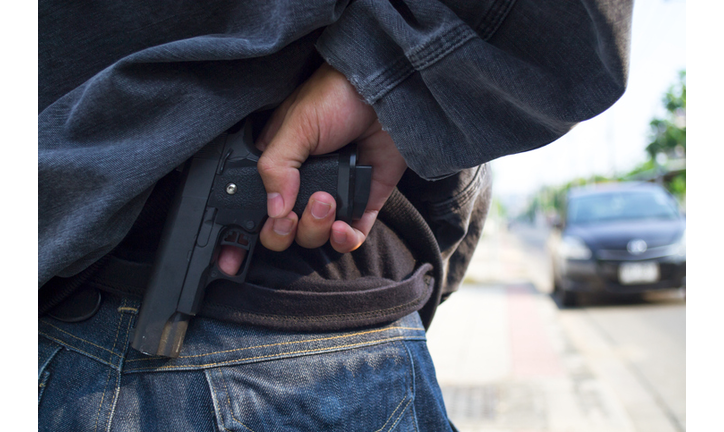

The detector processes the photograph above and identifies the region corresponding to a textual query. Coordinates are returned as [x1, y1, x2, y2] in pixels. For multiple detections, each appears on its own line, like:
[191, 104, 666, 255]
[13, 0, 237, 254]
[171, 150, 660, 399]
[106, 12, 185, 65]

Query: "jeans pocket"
[204, 341, 416, 432]
[38, 336, 62, 406]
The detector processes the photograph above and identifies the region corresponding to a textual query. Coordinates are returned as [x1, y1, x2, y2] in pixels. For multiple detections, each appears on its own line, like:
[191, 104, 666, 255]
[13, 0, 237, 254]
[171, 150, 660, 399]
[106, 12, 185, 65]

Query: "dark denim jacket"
[39, 0, 632, 328]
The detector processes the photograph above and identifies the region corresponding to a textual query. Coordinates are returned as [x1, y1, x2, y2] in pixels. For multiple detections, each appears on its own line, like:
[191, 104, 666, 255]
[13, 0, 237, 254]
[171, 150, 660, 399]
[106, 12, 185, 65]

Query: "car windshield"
[567, 189, 680, 224]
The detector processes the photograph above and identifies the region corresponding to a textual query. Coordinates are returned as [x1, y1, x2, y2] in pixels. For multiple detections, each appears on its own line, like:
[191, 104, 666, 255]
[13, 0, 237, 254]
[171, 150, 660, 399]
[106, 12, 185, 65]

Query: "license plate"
[619, 262, 659, 284]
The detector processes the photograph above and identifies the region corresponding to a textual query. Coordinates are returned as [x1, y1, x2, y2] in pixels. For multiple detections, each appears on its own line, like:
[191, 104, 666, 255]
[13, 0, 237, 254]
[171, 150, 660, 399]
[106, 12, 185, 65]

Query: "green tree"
[646, 70, 686, 159]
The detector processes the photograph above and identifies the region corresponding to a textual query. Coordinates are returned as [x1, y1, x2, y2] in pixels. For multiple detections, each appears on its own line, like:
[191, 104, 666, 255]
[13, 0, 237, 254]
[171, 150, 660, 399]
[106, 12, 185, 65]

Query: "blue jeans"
[38, 292, 456, 431]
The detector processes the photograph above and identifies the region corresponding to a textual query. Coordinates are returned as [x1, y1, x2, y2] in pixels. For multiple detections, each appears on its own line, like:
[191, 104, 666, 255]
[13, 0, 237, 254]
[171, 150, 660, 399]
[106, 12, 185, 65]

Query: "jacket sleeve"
[315, 0, 633, 179]
[38, 0, 632, 285]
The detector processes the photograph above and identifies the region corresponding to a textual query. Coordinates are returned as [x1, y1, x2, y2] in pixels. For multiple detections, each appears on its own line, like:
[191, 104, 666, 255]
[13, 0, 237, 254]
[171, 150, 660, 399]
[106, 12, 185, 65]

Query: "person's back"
[38, 1, 633, 430]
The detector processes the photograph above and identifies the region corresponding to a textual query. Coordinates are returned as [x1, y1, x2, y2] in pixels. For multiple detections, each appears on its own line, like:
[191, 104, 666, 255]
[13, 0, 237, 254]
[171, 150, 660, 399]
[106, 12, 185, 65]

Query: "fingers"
[259, 211, 299, 252]
[254, 63, 407, 255]
[217, 245, 247, 276]
[332, 123, 407, 253]
[295, 191, 337, 248]
[330, 218, 372, 253]
[256, 63, 378, 221]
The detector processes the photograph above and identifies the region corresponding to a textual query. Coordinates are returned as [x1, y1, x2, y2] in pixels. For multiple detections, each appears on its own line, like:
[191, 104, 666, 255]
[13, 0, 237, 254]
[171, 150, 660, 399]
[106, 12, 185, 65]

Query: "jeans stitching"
[125, 326, 425, 362]
[108, 299, 125, 359]
[38, 370, 51, 407]
[94, 366, 113, 432]
[94, 300, 124, 432]
[39, 320, 123, 358]
[124, 336, 417, 372]
[205, 369, 235, 432]
[402, 342, 420, 432]
[38, 343, 62, 380]
[374, 392, 410, 432]
[104, 310, 134, 432]
[38, 332, 117, 368]
[219, 368, 257, 432]
[388, 398, 414, 431]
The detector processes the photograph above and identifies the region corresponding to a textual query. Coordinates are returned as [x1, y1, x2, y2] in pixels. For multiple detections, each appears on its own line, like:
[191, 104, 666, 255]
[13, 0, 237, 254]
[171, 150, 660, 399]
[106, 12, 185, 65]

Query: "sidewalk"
[425, 221, 683, 432]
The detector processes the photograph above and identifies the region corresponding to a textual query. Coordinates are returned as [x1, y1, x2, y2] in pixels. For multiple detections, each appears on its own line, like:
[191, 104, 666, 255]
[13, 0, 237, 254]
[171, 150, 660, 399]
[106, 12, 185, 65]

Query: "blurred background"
[426, 0, 687, 431]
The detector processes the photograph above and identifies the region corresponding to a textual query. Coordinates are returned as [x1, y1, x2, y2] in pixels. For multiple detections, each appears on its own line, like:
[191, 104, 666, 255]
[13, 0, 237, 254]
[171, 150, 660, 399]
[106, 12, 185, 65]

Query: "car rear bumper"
[560, 257, 686, 294]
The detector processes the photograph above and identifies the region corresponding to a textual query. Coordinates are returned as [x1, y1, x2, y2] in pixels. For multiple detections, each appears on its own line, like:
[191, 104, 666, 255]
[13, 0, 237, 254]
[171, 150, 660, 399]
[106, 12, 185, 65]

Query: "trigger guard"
[208, 227, 258, 284]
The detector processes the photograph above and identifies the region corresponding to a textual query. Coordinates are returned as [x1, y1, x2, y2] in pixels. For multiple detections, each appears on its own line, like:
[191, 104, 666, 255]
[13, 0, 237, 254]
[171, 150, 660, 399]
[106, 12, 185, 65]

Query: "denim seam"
[204, 369, 232, 432]
[407, 24, 477, 71]
[475, 0, 518, 40]
[219, 368, 258, 432]
[38, 370, 51, 407]
[94, 365, 113, 432]
[124, 336, 420, 372]
[364, 56, 416, 103]
[94, 299, 125, 432]
[108, 298, 126, 357]
[125, 325, 425, 362]
[375, 389, 410, 432]
[105, 309, 134, 432]
[402, 341, 420, 432]
[38, 343, 62, 380]
[38, 332, 118, 369]
[39, 319, 123, 358]
[387, 397, 413, 432]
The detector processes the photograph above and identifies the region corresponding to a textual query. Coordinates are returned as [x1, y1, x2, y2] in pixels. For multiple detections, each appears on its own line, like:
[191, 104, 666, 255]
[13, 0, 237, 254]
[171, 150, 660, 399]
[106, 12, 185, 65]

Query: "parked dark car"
[549, 182, 685, 306]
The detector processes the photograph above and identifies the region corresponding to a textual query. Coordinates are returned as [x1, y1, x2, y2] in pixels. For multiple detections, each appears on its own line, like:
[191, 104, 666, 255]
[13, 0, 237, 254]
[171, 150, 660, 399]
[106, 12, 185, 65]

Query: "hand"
[218, 63, 407, 275]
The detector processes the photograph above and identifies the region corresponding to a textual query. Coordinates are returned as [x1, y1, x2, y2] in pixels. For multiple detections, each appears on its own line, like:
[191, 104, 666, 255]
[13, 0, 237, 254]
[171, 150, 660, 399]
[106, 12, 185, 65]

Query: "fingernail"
[311, 200, 331, 219]
[331, 229, 347, 244]
[273, 218, 294, 236]
[267, 193, 284, 218]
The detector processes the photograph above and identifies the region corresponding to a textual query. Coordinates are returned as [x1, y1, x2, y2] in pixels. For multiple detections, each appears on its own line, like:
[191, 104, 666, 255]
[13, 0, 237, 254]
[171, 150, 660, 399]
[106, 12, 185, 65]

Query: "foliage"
[646, 70, 686, 159]
[520, 71, 687, 221]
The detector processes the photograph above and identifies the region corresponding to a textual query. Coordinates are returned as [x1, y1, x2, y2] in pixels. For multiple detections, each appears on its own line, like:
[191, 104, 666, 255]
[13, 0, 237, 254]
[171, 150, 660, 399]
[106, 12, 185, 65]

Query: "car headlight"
[559, 236, 593, 260]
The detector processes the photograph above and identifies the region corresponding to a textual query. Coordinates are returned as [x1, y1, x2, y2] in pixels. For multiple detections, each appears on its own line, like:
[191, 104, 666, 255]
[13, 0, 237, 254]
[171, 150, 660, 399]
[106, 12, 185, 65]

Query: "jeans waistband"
[38, 292, 428, 374]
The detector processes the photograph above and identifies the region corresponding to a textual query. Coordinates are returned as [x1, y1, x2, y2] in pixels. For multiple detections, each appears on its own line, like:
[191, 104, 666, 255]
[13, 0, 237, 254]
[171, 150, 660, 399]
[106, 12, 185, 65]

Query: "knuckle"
[256, 156, 279, 176]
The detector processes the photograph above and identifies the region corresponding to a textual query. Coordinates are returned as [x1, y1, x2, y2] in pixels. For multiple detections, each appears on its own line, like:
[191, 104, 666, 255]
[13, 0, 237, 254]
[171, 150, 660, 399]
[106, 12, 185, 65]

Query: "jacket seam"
[427, 165, 485, 216]
[364, 56, 416, 103]
[407, 23, 477, 71]
[359, 24, 478, 103]
[475, 0, 518, 40]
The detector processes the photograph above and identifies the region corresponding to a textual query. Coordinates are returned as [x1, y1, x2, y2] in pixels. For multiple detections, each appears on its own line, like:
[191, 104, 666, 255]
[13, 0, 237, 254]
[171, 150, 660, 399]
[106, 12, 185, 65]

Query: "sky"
[490, 0, 687, 197]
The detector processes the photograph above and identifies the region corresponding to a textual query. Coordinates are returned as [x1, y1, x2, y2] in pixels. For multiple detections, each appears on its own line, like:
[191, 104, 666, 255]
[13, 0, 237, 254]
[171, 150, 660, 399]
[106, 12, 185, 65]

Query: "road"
[426, 218, 686, 432]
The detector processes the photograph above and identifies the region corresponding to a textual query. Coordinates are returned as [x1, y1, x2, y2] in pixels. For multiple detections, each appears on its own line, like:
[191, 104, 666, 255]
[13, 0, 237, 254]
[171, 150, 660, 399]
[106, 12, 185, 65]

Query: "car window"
[567, 189, 680, 224]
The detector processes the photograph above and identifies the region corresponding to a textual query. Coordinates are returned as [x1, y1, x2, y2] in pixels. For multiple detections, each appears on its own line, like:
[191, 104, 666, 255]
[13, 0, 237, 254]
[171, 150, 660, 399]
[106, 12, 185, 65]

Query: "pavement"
[425, 218, 686, 432]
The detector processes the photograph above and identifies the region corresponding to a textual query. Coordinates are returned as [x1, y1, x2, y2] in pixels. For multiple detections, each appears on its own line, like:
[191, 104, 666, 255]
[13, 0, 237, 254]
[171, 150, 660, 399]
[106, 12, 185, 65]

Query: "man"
[39, 1, 632, 430]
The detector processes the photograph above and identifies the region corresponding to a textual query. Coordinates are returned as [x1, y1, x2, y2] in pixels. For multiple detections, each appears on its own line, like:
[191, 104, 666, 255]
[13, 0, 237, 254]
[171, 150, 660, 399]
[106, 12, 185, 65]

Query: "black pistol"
[131, 119, 372, 358]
